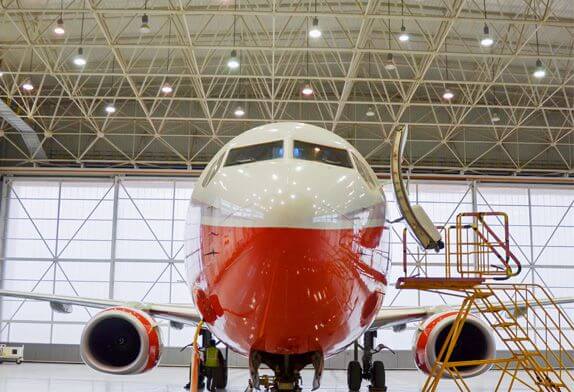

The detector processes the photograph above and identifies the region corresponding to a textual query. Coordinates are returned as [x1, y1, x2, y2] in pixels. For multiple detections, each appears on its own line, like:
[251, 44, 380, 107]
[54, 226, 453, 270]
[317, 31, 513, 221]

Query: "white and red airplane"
[0, 122, 569, 391]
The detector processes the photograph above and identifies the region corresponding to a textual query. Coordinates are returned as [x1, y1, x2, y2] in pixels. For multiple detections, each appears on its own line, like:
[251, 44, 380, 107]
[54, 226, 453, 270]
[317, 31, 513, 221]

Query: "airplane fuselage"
[185, 122, 390, 358]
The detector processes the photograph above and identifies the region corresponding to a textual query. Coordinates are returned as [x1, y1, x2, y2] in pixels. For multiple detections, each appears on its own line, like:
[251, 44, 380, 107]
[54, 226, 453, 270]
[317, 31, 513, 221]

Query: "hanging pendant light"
[302, 83, 314, 96]
[22, 50, 34, 91]
[54, 1, 65, 35]
[366, 106, 375, 117]
[74, 3, 87, 67]
[234, 106, 245, 117]
[160, 20, 173, 95]
[140, 1, 151, 33]
[105, 103, 116, 114]
[74, 47, 87, 66]
[533, 58, 546, 79]
[384, 53, 396, 71]
[398, 1, 409, 42]
[480, 24, 494, 47]
[227, 50, 240, 69]
[309, 17, 321, 38]
[140, 14, 151, 34]
[54, 17, 65, 35]
[384, 1, 396, 71]
[21, 78, 34, 91]
[161, 82, 173, 94]
[442, 88, 455, 100]
[480, 1, 494, 47]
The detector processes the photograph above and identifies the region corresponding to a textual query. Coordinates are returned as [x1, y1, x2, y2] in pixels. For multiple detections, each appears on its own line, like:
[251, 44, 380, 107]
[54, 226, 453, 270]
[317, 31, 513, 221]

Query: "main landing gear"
[347, 331, 387, 392]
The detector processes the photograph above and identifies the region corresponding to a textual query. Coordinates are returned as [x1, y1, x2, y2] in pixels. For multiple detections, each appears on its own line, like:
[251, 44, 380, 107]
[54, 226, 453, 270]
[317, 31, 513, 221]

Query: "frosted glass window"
[2, 178, 574, 351]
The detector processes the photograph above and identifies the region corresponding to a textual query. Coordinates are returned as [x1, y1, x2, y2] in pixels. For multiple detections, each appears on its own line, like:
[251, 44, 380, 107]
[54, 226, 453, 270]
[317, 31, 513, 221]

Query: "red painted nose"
[196, 224, 384, 356]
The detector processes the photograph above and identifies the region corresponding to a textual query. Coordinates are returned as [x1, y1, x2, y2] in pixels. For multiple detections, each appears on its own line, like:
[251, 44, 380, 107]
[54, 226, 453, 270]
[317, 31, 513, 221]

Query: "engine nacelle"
[413, 311, 495, 378]
[80, 307, 162, 375]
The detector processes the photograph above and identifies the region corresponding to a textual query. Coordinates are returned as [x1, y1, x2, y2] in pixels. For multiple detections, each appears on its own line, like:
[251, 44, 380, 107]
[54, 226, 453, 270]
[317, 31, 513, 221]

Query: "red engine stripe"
[414, 311, 458, 374]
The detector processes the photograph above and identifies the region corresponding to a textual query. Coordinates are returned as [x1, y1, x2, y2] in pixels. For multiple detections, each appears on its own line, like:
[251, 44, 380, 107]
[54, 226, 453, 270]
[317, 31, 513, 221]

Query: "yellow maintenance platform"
[398, 211, 574, 392]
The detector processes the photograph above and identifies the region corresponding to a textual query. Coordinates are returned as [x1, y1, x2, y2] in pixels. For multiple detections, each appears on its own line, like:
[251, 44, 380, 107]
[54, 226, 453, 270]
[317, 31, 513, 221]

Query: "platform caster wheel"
[370, 361, 386, 390]
[347, 360, 362, 391]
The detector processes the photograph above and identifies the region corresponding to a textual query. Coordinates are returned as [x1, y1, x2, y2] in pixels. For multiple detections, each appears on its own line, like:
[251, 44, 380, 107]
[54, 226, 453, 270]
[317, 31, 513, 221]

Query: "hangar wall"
[1, 177, 573, 367]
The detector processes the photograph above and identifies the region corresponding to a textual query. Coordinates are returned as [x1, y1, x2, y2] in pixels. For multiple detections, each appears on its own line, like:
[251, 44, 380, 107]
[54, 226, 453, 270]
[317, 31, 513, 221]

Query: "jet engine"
[413, 311, 495, 378]
[80, 307, 162, 375]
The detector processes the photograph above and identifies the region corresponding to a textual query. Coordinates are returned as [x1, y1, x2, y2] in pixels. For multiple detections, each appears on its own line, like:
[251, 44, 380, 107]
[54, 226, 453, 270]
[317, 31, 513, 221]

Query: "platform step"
[483, 305, 506, 313]
[492, 322, 517, 328]
[535, 380, 565, 388]
[502, 337, 530, 343]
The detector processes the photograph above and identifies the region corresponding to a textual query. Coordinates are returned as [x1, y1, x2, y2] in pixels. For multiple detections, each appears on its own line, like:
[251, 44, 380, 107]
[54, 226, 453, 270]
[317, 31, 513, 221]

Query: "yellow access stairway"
[399, 212, 574, 391]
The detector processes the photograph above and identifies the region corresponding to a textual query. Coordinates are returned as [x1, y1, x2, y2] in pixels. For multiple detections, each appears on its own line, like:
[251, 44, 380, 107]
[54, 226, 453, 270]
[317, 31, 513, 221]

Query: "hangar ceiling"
[0, 0, 572, 176]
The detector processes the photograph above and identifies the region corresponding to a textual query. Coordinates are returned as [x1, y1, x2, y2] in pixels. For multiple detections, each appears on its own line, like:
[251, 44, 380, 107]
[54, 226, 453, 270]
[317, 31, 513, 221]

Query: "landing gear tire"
[370, 360, 386, 389]
[347, 360, 362, 391]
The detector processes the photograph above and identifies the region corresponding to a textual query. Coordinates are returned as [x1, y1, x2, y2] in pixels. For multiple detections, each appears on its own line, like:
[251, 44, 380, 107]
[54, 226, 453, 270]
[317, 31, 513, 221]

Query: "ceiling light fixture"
[442, 40, 454, 100]
[399, 26, 410, 42]
[384, 53, 396, 71]
[21, 78, 34, 91]
[309, 1, 321, 38]
[54, 17, 65, 35]
[480, 24, 494, 47]
[74, 2, 87, 67]
[398, 0, 410, 42]
[302, 16, 315, 96]
[228, 1, 240, 70]
[385, 1, 397, 71]
[160, 20, 173, 95]
[532, 29, 546, 79]
[302, 83, 314, 96]
[161, 82, 173, 94]
[140, 1, 151, 33]
[234, 106, 245, 117]
[309, 17, 321, 38]
[105, 103, 116, 114]
[442, 88, 455, 100]
[366, 107, 375, 117]
[73, 47, 86, 66]
[22, 50, 34, 91]
[140, 14, 151, 34]
[480, 0, 494, 47]
[533, 59, 546, 79]
[227, 50, 240, 69]
[54, 1, 65, 35]
[491, 111, 501, 122]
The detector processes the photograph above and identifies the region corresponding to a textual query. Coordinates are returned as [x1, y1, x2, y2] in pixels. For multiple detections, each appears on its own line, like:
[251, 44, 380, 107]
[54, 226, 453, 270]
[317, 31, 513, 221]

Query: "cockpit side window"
[224, 140, 284, 167]
[351, 153, 378, 189]
[202, 152, 226, 187]
[292, 140, 353, 168]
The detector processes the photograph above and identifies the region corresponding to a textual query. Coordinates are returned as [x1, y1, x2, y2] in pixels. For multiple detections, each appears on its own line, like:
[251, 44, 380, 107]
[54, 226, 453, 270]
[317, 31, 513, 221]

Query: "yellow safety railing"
[397, 211, 573, 391]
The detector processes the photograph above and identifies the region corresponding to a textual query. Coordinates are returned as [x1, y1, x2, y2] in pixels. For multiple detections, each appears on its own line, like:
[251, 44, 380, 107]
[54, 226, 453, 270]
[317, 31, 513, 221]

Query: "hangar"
[0, 1, 573, 391]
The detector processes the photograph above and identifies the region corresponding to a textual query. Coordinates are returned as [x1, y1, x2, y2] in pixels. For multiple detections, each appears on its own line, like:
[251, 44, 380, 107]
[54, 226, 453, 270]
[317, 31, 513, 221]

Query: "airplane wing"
[370, 296, 574, 331]
[0, 289, 202, 327]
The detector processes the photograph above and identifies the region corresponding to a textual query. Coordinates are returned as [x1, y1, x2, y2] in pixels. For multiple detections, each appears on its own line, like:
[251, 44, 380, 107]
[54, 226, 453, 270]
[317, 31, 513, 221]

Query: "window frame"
[292, 140, 353, 169]
[223, 140, 285, 167]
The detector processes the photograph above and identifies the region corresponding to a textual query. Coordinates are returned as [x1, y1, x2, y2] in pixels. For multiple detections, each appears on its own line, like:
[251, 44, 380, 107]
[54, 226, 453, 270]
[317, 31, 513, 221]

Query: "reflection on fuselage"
[184, 122, 390, 357]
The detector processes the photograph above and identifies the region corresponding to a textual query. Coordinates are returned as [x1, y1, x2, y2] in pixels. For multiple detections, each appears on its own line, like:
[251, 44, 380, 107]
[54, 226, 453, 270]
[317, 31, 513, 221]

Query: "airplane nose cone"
[261, 187, 316, 226]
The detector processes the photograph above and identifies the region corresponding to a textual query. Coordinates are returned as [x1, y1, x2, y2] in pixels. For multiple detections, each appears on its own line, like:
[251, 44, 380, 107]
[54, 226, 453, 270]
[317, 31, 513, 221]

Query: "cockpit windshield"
[293, 140, 353, 168]
[224, 140, 284, 167]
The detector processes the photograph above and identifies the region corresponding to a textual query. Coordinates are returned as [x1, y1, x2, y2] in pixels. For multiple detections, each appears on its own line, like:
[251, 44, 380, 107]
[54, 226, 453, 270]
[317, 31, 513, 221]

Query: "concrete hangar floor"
[0, 363, 534, 391]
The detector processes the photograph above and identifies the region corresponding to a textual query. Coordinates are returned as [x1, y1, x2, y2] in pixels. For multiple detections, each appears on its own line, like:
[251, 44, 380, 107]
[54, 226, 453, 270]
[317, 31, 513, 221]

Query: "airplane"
[0, 122, 571, 391]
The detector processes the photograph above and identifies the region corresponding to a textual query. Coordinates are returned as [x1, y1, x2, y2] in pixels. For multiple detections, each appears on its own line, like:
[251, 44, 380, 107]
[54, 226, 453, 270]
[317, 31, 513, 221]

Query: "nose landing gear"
[347, 331, 388, 392]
